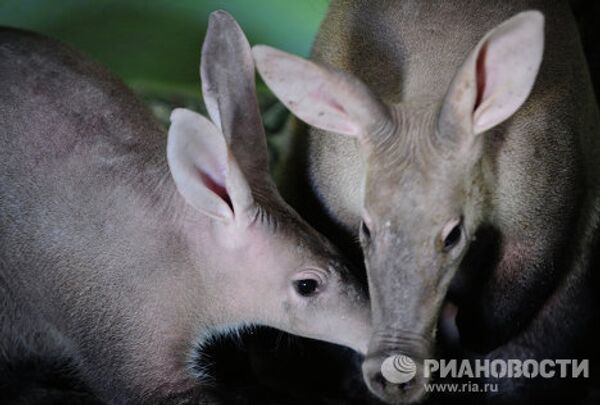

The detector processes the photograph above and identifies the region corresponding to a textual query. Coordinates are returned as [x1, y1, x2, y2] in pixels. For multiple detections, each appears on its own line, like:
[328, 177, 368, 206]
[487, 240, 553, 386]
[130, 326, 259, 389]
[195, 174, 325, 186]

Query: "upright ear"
[167, 108, 253, 222]
[253, 45, 390, 140]
[201, 10, 269, 178]
[440, 11, 545, 136]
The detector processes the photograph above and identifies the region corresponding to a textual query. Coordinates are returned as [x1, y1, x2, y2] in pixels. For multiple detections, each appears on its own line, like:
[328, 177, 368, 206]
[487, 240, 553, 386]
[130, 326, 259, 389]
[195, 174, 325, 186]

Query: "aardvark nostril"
[363, 353, 429, 404]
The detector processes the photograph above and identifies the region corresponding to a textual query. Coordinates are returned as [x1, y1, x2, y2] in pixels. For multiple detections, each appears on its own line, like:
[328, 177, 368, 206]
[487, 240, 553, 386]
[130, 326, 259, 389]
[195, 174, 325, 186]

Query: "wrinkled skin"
[255, 1, 600, 403]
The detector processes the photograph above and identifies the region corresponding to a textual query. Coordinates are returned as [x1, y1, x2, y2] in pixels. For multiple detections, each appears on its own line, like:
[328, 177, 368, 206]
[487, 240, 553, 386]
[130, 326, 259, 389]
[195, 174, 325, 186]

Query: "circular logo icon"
[381, 354, 417, 384]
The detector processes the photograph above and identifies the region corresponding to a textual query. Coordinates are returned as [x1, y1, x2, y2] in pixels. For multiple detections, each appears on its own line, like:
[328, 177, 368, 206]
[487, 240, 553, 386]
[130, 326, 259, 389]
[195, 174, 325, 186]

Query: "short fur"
[0, 12, 370, 404]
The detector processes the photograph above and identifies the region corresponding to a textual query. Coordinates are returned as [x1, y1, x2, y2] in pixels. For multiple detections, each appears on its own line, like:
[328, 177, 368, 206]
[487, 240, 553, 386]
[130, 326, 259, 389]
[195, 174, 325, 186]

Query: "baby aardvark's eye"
[294, 279, 319, 297]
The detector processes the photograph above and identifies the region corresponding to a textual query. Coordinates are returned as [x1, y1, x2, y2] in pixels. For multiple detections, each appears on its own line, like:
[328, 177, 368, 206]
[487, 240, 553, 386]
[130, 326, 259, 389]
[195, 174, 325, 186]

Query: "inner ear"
[440, 11, 545, 138]
[474, 44, 488, 112]
[196, 168, 233, 211]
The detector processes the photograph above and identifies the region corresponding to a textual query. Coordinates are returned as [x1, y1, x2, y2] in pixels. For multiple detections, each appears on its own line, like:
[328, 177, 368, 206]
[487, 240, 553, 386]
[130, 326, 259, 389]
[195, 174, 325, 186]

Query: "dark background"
[1, 1, 599, 403]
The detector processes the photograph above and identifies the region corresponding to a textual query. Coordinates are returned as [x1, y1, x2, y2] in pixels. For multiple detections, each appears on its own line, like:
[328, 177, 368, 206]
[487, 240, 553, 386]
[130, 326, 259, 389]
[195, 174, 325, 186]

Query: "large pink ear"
[252, 45, 390, 139]
[440, 11, 545, 136]
[167, 108, 253, 222]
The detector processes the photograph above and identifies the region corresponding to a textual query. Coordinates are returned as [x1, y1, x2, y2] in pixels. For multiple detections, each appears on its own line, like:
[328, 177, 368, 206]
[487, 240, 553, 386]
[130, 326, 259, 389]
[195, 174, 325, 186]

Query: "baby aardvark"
[0, 11, 370, 403]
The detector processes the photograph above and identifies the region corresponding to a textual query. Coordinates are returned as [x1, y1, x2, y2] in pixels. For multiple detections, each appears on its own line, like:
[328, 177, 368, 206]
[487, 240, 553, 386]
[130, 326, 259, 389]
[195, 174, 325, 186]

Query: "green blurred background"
[0, 0, 330, 171]
[0, 0, 328, 95]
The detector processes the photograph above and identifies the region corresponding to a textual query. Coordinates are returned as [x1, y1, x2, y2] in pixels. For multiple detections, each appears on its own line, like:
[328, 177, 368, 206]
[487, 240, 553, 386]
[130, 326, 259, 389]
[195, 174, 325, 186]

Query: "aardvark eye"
[361, 221, 371, 241]
[442, 218, 462, 251]
[294, 279, 319, 297]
